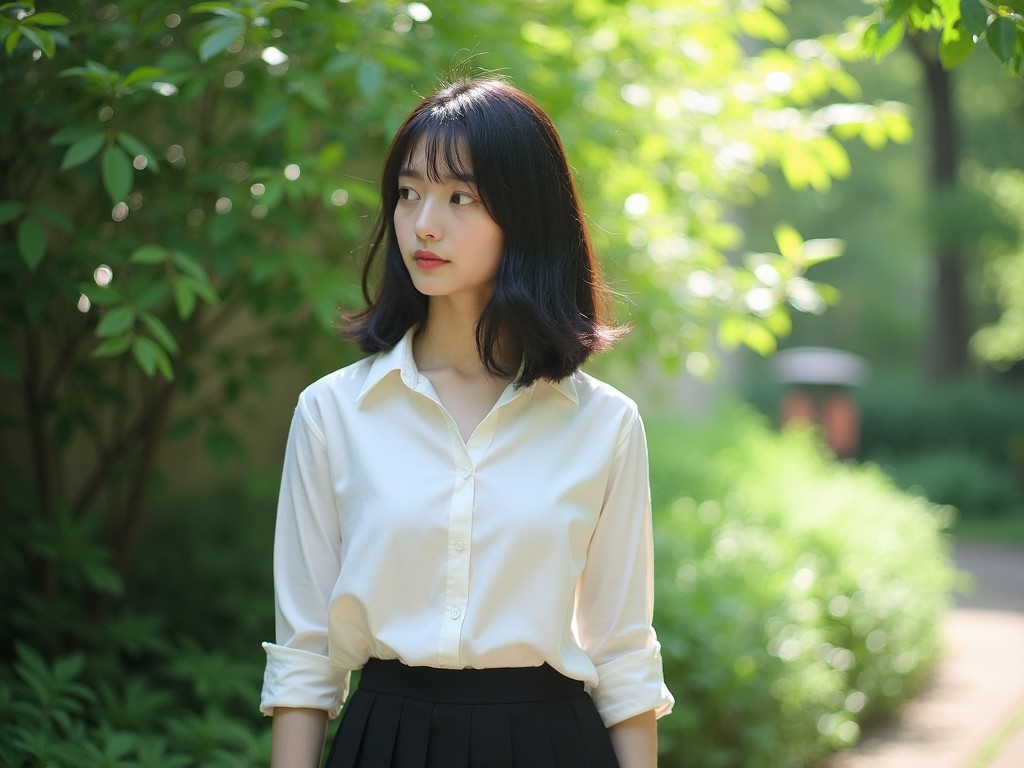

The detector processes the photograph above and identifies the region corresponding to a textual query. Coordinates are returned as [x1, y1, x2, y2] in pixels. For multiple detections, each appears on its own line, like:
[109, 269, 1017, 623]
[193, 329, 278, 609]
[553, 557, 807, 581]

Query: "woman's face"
[393, 139, 504, 312]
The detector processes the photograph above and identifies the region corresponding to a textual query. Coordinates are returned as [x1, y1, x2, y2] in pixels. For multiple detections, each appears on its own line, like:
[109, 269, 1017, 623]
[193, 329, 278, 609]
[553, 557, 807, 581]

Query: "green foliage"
[0, 482, 274, 767]
[856, 374, 1024, 518]
[859, 0, 1024, 73]
[648, 404, 956, 768]
[0, 1, 930, 764]
[971, 167, 1024, 367]
[882, 447, 1024, 517]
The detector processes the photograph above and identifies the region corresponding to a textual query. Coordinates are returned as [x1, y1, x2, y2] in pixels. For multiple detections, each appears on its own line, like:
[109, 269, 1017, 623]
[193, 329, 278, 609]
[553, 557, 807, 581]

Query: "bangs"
[400, 111, 475, 184]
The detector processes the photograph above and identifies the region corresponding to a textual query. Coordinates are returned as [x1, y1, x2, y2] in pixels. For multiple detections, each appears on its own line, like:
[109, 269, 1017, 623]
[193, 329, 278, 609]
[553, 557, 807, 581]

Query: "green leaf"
[122, 66, 164, 86]
[171, 250, 213, 283]
[4, 28, 21, 56]
[16, 217, 45, 269]
[139, 312, 179, 354]
[801, 238, 846, 267]
[264, 0, 310, 11]
[742, 321, 777, 356]
[132, 336, 160, 376]
[19, 26, 54, 58]
[24, 12, 70, 26]
[198, 20, 245, 62]
[940, 23, 977, 68]
[987, 16, 1018, 61]
[130, 245, 168, 265]
[885, 0, 915, 20]
[102, 145, 132, 203]
[96, 306, 136, 337]
[91, 336, 133, 358]
[774, 222, 804, 262]
[959, 0, 989, 36]
[189, 2, 247, 18]
[862, 21, 906, 59]
[60, 133, 105, 172]
[0, 200, 23, 225]
[172, 280, 197, 319]
[116, 131, 159, 172]
[50, 124, 101, 146]
[133, 281, 171, 310]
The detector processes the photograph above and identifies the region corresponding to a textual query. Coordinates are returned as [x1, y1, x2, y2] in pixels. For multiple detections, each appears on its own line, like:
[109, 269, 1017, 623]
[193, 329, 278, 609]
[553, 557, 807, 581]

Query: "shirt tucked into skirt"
[325, 659, 619, 768]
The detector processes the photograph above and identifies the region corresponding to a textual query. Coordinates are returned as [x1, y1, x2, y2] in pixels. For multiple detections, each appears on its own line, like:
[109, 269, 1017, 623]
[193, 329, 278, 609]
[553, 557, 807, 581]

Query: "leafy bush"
[879, 447, 1024, 519]
[857, 375, 1024, 468]
[857, 375, 1024, 519]
[648, 403, 956, 768]
[744, 370, 1024, 520]
[0, 481, 274, 768]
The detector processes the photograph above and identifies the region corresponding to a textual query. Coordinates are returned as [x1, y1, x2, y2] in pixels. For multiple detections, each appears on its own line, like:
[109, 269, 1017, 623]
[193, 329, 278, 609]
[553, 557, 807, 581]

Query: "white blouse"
[260, 329, 674, 727]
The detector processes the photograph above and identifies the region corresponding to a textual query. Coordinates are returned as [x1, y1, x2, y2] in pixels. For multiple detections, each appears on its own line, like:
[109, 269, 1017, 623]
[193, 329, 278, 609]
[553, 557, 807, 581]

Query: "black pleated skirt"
[323, 659, 620, 768]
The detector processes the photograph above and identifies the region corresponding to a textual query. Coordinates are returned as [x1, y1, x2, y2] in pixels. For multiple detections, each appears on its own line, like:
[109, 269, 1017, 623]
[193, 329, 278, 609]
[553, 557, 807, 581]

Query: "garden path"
[821, 542, 1024, 768]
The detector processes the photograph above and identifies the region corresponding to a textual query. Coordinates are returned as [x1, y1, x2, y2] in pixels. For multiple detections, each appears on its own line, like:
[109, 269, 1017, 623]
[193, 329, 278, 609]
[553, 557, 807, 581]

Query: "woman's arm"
[270, 707, 328, 768]
[608, 709, 658, 768]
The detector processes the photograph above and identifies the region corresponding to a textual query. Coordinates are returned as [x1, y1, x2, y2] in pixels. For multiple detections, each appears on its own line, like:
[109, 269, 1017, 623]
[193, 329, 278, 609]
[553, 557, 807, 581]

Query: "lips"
[413, 249, 449, 269]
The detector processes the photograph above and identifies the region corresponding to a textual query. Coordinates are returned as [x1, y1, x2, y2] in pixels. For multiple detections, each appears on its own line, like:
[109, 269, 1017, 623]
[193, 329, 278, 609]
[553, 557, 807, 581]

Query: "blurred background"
[1, 1, 1022, 766]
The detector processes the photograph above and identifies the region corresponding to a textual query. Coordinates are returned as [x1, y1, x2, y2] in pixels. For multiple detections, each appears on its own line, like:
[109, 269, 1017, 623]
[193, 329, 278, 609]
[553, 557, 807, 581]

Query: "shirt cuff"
[260, 642, 349, 718]
[591, 643, 675, 727]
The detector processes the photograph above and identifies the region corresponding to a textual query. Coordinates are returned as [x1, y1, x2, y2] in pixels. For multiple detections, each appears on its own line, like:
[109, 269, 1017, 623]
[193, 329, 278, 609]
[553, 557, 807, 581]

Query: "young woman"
[260, 77, 674, 768]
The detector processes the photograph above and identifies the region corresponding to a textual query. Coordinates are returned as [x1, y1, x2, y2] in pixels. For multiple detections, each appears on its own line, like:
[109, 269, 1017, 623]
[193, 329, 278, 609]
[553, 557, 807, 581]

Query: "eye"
[398, 186, 420, 201]
[451, 192, 474, 206]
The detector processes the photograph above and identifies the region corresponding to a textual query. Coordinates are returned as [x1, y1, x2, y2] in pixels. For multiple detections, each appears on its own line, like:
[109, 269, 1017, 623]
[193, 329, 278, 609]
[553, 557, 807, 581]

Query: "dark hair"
[343, 77, 622, 386]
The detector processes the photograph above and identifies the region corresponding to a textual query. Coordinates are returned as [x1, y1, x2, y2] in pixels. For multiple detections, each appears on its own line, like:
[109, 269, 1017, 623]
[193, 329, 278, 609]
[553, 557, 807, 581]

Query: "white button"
[449, 607, 461, 620]
[459, 466, 472, 480]
[454, 538, 465, 551]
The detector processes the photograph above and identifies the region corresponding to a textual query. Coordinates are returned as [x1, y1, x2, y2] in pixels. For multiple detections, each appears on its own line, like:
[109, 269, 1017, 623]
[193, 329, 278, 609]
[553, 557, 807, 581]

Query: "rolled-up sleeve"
[576, 411, 674, 727]
[260, 392, 349, 718]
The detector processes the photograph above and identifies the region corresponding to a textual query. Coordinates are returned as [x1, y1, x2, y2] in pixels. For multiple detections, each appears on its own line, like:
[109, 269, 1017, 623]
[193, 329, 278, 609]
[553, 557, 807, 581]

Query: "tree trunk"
[915, 41, 970, 380]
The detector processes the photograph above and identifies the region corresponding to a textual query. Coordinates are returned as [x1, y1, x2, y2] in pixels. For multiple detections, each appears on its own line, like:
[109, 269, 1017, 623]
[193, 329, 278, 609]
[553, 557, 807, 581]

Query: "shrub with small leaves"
[648, 403, 955, 768]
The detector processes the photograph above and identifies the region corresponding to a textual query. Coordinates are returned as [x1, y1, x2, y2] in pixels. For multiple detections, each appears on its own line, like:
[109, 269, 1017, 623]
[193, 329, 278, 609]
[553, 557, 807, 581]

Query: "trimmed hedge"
[648, 403, 956, 768]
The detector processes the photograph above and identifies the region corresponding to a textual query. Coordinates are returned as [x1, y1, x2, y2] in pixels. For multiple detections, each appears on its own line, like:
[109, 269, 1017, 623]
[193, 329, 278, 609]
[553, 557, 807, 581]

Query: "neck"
[414, 300, 516, 378]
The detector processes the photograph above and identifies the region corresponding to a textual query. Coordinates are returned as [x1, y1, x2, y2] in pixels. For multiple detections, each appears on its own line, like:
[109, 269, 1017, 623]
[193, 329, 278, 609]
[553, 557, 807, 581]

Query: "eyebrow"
[398, 166, 477, 185]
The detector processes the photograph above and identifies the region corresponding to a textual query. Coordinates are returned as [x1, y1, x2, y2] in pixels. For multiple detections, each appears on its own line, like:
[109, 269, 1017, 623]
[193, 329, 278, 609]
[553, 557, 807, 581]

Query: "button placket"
[437, 440, 474, 667]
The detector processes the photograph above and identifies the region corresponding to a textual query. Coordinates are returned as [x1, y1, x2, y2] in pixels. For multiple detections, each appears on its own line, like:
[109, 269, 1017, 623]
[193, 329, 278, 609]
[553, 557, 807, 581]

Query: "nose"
[413, 197, 443, 241]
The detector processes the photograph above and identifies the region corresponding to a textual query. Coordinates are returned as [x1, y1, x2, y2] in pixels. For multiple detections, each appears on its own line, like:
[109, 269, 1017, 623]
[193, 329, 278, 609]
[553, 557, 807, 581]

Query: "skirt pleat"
[541, 697, 589, 768]
[509, 701, 556, 768]
[358, 692, 403, 766]
[425, 702, 471, 767]
[469, 703, 512, 768]
[323, 659, 620, 768]
[568, 694, 619, 768]
[392, 696, 433, 765]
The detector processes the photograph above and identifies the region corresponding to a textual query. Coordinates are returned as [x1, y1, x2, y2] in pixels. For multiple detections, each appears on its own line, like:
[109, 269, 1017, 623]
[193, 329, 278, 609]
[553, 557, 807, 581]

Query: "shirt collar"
[355, 326, 579, 406]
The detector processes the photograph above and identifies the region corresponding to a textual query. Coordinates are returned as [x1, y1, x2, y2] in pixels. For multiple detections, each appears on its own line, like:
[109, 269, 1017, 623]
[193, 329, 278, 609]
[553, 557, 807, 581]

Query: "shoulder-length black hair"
[343, 77, 622, 386]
